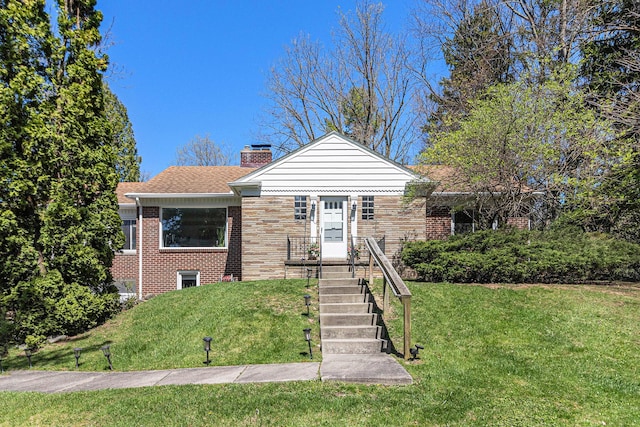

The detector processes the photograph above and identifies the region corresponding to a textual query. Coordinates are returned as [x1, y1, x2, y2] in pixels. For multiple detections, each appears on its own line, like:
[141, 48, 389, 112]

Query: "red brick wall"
[426, 206, 451, 239]
[507, 216, 530, 230]
[138, 206, 241, 297]
[111, 253, 137, 283]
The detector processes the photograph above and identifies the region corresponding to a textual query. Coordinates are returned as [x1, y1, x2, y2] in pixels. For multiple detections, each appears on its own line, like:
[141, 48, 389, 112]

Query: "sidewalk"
[0, 353, 412, 393]
[0, 362, 321, 393]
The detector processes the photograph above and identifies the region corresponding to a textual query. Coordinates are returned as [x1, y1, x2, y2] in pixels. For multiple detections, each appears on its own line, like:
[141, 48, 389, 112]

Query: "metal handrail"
[364, 237, 412, 360]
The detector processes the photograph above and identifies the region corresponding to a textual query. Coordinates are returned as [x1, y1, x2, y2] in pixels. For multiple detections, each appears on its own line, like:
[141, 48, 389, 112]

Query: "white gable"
[230, 132, 424, 196]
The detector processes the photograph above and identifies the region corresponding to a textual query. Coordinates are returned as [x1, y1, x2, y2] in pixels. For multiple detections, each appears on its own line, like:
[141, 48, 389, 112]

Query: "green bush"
[6, 270, 120, 345]
[402, 227, 640, 283]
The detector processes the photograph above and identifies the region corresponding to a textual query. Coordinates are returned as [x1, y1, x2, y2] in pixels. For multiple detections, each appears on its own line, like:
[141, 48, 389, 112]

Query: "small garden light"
[409, 344, 424, 361]
[203, 336, 212, 365]
[101, 345, 113, 370]
[73, 348, 82, 368]
[306, 268, 312, 288]
[303, 328, 313, 359]
[303, 294, 311, 316]
[0, 356, 4, 373]
[24, 348, 32, 368]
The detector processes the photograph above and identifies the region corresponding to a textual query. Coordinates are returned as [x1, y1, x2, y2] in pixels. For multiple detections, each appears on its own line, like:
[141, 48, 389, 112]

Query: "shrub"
[6, 270, 121, 344]
[402, 227, 640, 283]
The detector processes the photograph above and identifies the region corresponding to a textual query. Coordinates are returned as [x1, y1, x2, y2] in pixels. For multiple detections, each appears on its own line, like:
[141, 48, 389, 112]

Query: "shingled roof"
[117, 166, 255, 202]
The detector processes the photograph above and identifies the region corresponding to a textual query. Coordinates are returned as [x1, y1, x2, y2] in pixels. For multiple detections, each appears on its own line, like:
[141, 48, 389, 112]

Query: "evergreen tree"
[0, 0, 121, 345]
[104, 83, 141, 182]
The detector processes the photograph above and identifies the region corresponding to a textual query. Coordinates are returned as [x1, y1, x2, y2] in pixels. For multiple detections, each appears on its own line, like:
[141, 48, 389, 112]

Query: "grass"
[0, 279, 321, 371]
[1, 280, 639, 426]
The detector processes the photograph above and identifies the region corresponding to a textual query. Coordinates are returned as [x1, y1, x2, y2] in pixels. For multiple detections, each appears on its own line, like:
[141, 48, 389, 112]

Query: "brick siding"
[426, 205, 452, 239]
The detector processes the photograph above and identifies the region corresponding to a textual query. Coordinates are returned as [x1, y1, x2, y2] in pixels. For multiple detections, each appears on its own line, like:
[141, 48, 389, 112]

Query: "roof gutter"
[125, 192, 238, 200]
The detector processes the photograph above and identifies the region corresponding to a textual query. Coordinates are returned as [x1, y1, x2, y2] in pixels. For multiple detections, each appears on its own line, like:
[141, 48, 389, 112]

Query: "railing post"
[383, 277, 389, 314]
[402, 296, 411, 360]
[368, 253, 373, 285]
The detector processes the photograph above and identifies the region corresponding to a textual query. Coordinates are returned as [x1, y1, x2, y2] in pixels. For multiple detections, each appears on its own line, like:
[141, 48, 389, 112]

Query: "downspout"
[136, 197, 143, 300]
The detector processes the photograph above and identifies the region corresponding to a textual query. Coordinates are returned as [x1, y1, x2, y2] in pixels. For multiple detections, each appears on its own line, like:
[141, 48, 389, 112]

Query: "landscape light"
[303, 294, 311, 316]
[303, 328, 313, 359]
[0, 356, 4, 373]
[73, 348, 82, 368]
[203, 336, 212, 365]
[101, 345, 113, 370]
[306, 268, 312, 288]
[24, 348, 32, 368]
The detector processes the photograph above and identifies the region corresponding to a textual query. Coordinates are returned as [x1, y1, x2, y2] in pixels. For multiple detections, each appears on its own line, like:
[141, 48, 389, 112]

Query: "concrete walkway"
[0, 356, 412, 393]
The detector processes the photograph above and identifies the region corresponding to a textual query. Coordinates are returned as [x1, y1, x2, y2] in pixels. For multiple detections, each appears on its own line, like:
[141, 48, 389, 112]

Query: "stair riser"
[322, 340, 387, 354]
[320, 314, 378, 327]
[319, 286, 364, 295]
[320, 303, 372, 314]
[321, 326, 381, 339]
[321, 266, 351, 273]
[320, 294, 370, 304]
[319, 278, 360, 287]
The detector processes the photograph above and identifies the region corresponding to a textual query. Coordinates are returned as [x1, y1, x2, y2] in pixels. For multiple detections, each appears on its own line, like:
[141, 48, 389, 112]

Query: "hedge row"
[401, 227, 640, 283]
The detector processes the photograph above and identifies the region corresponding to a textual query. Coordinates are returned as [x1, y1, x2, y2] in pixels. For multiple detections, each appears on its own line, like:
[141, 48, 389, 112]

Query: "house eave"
[125, 192, 237, 200]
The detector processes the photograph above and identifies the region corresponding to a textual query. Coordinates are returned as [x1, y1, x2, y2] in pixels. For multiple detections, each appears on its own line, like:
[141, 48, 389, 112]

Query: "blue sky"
[99, 1, 422, 178]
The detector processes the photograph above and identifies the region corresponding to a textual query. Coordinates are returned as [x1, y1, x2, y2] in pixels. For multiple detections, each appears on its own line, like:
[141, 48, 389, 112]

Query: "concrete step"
[320, 302, 372, 314]
[319, 285, 364, 295]
[321, 338, 388, 354]
[319, 294, 370, 304]
[321, 265, 350, 273]
[319, 278, 360, 287]
[320, 313, 378, 327]
[322, 271, 353, 279]
[321, 325, 382, 340]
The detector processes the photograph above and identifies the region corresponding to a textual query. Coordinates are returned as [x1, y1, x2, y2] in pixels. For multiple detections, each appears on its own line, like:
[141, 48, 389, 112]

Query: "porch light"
[203, 336, 212, 365]
[101, 345, 113, 370]
[303, 328, 313, 359]
[303, 294, 311, 316]
[73, 348, 82, 368]
[24, 348, 32, 368]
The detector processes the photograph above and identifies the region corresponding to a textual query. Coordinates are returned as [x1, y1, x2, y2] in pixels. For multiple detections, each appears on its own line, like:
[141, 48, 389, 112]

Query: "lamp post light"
[203, 336, 212, 365]
[73, 348, 82, 368]
[101, 345, 113, 370]
[303, 328, 313, 359]
[24, 348, 32, 368]
[303, 294, 311, 316]
[306, 267, 313, 288]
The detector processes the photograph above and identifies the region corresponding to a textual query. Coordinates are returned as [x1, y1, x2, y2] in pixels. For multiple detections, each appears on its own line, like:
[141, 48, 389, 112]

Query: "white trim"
[136, 198, 143, 300]
[177, 270, 200, 290]
[159, 207, 228, 250]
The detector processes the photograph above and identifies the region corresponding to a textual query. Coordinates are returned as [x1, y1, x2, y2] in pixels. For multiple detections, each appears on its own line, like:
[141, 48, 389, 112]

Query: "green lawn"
[1, 280, 639, 426]
[0, 279, 321, 371]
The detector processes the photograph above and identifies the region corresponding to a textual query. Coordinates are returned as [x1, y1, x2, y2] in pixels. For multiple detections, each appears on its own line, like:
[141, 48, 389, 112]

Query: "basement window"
[177, 270, 200, 290]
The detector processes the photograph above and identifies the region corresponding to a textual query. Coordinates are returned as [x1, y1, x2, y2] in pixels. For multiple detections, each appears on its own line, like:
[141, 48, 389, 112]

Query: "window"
[121, 219, 136, 251]
[453, 210, 475, 235]
[161, 208, 227, 248]
[294, 196, 307, 220]
[361, 196, 374, 220]
[177, 270, 200, 289]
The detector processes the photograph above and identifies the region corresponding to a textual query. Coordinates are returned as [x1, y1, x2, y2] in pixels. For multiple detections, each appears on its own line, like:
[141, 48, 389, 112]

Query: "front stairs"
[319, 266, 388, 355]
[318, 264, 412, 384]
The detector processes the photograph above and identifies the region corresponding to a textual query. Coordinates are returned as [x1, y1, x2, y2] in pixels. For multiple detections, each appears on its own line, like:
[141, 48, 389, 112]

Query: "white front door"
[321, 197, 347, 259]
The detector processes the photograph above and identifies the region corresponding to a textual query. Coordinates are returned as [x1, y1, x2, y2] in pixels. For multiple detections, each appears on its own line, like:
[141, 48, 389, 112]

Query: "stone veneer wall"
[357, 196, 426, 267]
[139, 206, 241, 296]
[241, 196, 307, 280]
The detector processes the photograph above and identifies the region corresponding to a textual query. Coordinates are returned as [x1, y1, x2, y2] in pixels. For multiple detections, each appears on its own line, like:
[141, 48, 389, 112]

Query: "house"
[111, 132, 529, 298]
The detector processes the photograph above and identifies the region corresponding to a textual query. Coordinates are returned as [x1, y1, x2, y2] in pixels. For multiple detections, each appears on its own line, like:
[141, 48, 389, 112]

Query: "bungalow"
[111, 132, 529, 298]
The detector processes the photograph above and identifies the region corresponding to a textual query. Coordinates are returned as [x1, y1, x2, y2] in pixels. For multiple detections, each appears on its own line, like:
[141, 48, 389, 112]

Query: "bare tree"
[262, 1, 419, 163]
[175, 135, 232, 166]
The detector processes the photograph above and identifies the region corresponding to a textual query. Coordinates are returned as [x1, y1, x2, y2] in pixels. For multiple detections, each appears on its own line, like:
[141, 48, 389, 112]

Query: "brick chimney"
[240, 144, 272, 168]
